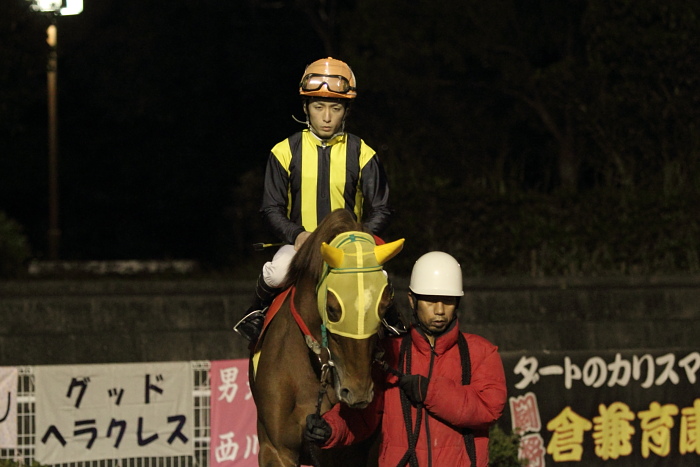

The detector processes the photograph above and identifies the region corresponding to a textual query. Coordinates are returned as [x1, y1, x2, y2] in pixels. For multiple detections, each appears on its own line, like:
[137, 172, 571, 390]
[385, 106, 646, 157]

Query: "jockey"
[234, 57, 404, 342]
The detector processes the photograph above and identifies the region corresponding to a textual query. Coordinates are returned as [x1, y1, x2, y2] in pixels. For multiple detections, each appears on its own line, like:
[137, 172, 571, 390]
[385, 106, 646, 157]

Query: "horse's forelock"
[282, 209, 364, 288]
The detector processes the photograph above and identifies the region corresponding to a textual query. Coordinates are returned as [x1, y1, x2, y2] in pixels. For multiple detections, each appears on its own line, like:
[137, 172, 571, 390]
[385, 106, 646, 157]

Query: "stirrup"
[234, 309, 266, 342]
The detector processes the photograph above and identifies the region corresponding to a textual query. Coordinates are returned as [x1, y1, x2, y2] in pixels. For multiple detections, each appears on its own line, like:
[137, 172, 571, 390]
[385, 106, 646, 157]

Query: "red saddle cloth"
[251, 287, 293, 352]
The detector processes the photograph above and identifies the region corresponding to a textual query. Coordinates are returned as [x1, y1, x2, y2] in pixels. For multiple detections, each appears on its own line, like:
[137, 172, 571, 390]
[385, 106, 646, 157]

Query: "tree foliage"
[1, 0, 700, 275]
[0, 211, 32, 277]
[335, 0, 700, 197]
[582, 0, 700, 195]
[489, 424, 529, 466]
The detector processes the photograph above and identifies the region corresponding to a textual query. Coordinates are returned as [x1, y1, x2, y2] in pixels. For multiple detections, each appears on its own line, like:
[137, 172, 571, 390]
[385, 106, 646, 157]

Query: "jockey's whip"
[251, 242, 285, 251]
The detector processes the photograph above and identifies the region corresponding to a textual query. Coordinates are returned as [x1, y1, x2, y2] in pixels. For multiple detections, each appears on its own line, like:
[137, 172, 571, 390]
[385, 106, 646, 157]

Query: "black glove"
[304, 413, 332, 444]
[399, 374, 429, 405]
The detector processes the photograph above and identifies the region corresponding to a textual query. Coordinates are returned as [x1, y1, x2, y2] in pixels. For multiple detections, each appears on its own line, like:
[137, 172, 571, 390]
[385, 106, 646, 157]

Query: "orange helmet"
[299, 57, 357, 99]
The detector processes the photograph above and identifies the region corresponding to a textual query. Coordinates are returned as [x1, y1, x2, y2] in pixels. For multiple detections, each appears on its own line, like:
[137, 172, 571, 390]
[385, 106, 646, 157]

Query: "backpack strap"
[396, 334, 421, 467]
[396, 332, 478, 466]
[457, 332, 478, 466]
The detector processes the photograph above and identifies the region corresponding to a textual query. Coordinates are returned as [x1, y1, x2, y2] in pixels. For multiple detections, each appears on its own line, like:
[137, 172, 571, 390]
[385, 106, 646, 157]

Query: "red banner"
[209, 360, 258, 466]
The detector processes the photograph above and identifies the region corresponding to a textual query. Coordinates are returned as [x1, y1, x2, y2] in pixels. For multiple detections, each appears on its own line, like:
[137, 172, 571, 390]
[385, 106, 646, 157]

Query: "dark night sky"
[3, 0, 331, 266]
[6, 0, 700, 276]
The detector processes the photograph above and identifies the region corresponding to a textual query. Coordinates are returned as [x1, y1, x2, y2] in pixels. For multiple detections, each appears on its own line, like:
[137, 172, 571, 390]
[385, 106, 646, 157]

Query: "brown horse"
[249, 209, 404, 466]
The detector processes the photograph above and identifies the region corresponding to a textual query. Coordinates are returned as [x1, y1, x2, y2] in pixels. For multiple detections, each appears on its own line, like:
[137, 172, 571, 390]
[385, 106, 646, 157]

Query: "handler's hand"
[399, 374, 429, 405]
[304, 413, 332, 445]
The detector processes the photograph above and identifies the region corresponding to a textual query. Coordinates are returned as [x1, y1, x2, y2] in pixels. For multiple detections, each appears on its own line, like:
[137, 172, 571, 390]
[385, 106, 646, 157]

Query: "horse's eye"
[326, 291, 342, 323]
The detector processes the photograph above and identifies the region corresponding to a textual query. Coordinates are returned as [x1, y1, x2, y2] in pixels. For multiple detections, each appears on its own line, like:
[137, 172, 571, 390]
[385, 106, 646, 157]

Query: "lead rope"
[395, 334, 421, 467]
[384, 332, 477, 466]
[307, 362, 332, 467]
[307, 350, 334, 467]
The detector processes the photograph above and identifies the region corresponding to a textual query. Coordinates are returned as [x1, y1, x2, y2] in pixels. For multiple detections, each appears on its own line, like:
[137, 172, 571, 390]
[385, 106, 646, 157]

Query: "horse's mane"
[281, 209, 367, 289]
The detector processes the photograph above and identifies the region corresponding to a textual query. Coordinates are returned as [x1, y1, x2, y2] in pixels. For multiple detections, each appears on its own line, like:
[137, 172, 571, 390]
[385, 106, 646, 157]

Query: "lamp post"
[28, 0, 83, 260]
[46, 16, 59, 260]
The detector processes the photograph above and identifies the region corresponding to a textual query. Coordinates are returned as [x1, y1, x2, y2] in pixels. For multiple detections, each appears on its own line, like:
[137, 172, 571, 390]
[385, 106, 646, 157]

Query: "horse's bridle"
[287, 286, 335, 379]
[286, 286, 336, 467]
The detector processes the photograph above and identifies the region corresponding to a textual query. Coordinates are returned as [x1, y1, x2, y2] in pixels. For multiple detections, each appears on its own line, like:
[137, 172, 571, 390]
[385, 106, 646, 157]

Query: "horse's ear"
[374, 238, 405, 265]
[321, 242, 344, 269]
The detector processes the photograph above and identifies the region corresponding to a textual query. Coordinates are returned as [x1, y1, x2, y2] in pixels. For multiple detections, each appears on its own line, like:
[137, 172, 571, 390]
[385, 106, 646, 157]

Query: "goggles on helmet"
[300, 73, 355, 94]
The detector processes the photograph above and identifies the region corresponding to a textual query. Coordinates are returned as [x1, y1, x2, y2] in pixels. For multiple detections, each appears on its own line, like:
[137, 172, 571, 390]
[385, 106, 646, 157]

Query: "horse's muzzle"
[337, 385, 374, 409]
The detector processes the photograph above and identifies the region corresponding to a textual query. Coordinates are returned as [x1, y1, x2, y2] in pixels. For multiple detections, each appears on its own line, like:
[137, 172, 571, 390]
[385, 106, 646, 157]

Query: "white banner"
[35, 362, 193, 464]
[0, 367, 18, 448]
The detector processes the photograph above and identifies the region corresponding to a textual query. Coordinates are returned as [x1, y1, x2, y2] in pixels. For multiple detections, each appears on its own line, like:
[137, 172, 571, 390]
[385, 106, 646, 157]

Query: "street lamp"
[27, 0, 83, 260]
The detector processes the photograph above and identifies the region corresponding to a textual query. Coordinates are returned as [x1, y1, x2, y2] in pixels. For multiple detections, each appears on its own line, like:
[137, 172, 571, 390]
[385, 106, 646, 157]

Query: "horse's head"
[317, 231, 404, 408]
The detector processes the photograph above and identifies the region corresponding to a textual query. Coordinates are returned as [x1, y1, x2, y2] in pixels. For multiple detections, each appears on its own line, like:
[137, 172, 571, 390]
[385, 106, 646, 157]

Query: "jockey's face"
[305, 99, 347, 139]
[410, 294, 458, 339]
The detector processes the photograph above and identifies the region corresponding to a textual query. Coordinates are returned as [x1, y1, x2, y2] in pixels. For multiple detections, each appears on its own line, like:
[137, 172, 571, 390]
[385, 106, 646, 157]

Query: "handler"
[304, 251, 508, 466]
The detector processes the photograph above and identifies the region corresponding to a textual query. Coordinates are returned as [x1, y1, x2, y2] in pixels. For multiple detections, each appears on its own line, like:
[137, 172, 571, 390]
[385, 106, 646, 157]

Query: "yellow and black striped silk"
[261, 129, 391, 244]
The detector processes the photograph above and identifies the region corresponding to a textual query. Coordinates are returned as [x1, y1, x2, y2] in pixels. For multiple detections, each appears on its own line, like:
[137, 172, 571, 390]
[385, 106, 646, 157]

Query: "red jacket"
[322, 322, 507, 466]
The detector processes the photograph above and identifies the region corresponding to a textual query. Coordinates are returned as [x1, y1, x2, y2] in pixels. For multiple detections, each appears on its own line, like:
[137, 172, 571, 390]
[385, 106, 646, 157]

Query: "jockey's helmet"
[299, 57, 357, 100]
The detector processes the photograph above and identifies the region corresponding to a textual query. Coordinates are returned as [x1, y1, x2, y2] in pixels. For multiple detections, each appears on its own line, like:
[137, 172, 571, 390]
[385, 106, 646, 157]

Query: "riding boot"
[234, 275, 281, 342]
[381, 280, 408, 336]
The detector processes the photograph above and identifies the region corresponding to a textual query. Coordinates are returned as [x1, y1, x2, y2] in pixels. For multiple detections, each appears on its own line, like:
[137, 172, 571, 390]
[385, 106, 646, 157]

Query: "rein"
[288, 286, 334, 467]
[288, 287, 335, 384]
[288, 287, 327, 356]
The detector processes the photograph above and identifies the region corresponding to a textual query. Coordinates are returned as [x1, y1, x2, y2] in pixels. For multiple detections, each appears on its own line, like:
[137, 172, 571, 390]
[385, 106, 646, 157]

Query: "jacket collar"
[410, 319, 460, 356]
[304, 128, 346, 147]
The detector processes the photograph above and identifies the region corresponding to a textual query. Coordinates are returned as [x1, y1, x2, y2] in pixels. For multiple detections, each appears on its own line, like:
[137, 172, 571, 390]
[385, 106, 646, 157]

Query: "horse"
[248, 209, 404, 466]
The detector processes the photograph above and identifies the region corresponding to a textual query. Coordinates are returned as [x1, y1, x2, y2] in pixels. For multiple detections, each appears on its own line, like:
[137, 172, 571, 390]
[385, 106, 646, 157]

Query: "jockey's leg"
[234, 274, 280, 342]
[234, 245, 295, 342]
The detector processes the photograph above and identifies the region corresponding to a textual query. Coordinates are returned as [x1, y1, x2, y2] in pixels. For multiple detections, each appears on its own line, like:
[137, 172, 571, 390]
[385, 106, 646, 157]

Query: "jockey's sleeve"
[360, 154, 392, 236]
[260, 152, 306, 244]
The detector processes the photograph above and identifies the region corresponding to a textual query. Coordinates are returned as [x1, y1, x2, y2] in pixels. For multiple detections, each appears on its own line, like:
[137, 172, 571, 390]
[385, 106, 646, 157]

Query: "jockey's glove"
[304, 413, 332, 445]
[399, 374, 429, 405]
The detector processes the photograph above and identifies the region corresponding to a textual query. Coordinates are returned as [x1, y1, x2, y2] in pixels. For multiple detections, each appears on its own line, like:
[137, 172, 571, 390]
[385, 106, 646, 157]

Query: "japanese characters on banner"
[0, 367, 18, 448]
[209, 360, 258, 466]
[501, 349, 700, 466]
[34, 362, 194, 464]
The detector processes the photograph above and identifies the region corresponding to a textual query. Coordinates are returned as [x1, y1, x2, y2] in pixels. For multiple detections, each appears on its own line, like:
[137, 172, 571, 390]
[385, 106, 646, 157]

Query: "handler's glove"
[304, 413, 332, 445]
[399, 374, 429, 405]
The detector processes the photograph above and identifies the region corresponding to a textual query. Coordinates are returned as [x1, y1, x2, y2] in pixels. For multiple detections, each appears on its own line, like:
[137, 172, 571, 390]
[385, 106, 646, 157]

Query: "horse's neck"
[294, 276, 324, 339]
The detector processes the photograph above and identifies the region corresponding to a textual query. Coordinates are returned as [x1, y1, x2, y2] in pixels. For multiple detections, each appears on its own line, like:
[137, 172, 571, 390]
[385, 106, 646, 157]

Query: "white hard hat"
[409, 251, 464, 297]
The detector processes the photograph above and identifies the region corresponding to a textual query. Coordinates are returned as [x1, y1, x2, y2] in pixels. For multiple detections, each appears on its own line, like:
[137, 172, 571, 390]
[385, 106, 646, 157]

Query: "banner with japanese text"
[209, 359, 258, 466]
[0, 367, 17, 448]
[34, 361, 194, 464]
[501, 349, 700, 466]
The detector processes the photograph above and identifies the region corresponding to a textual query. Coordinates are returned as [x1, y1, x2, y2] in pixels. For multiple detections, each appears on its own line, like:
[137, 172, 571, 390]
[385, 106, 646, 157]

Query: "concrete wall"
[1, 275, 699, 365]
